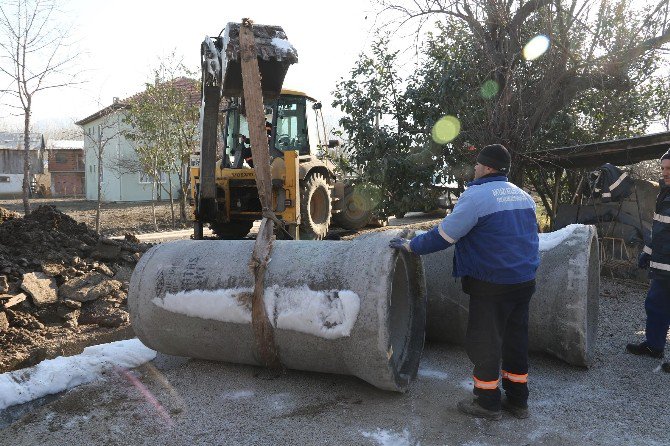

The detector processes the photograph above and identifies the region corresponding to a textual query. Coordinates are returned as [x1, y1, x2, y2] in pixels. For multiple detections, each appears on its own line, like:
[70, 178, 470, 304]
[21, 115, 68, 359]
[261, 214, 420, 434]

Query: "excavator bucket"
[202, 22, 298, 100]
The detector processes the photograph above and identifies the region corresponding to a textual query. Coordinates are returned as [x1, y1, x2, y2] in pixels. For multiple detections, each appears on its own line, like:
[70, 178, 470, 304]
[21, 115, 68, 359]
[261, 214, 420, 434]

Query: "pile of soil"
[0, 206, 151, 372]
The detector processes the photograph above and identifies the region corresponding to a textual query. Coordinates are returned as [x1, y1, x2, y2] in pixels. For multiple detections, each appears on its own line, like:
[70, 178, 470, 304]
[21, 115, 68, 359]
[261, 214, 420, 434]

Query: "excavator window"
[222, 95, 310, 168]
[275, 95, 309, 156]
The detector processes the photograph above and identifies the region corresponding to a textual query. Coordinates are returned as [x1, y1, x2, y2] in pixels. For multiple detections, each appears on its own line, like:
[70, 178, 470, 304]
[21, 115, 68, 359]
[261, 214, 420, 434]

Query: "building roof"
[75, 77, 199, 126]
[47, 140, 84, 150]
[0, 132, 45, 151]
[527, 131, 670, 169]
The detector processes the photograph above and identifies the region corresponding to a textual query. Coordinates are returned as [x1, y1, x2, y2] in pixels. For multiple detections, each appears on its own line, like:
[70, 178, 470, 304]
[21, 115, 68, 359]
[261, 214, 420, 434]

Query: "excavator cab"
[223, 92, 319, 169]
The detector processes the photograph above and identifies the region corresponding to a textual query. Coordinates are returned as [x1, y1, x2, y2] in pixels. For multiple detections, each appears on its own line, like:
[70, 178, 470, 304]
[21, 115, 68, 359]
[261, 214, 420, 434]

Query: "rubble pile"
[0, 205, 150, 371]
[0, 207, 19, 222]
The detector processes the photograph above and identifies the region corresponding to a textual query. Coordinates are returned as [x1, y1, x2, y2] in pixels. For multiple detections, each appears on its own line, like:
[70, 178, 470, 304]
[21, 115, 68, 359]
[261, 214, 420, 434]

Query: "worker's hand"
[389, 237, 412, 253]
[638, 252, 651, 269]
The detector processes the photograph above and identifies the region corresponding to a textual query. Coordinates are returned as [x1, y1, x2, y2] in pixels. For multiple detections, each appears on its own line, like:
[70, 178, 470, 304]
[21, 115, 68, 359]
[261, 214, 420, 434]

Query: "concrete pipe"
[128, 230, 426, 392]
[421, 224, 600, 367]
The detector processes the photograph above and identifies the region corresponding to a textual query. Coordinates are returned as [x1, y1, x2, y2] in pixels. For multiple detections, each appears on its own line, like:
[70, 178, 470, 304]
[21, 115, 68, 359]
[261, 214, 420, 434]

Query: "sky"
[2, 0, 379, 131]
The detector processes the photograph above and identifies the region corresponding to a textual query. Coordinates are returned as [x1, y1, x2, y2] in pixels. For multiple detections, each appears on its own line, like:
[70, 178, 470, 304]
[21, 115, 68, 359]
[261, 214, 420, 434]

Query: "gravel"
[1, 276, 668, 445]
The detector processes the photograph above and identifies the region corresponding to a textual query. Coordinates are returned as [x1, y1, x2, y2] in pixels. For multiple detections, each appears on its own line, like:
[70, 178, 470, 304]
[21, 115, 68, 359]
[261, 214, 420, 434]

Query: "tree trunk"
[167, 173, 175, 228]
[178, 162, 188, 223]
[22, 103, 32, 216]
[151, 180, 158, 231]
[96, 130, 103, 233]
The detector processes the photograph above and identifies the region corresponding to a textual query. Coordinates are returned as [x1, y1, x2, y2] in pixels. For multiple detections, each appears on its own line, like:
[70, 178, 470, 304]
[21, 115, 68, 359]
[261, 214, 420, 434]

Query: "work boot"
[626, 341, 664, 359]
[502, 398, 529, 419]
[457, 398, 502, 421]
[662, 362, 670, 373]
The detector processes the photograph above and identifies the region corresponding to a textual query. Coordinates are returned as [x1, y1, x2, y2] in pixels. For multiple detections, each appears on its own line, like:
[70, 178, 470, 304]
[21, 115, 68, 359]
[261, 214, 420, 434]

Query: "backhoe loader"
[190, 22, 346, 240]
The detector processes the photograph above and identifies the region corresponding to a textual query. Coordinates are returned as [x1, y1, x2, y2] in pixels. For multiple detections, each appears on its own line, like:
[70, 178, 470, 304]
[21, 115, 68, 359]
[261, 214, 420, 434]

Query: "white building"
[75, 99, 180, 202]
[0, 132, 46, 197]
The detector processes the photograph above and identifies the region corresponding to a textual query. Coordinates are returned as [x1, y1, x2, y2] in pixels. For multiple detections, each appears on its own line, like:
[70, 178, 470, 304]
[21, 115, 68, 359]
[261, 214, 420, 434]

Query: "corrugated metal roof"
[0, 132, 44, 151]
[527, 131, 670, 169]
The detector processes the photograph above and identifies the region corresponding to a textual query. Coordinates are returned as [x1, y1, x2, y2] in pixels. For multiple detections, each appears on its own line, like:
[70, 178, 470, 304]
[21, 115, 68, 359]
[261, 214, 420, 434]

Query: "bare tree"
[83, 111, 122, 233]
[0, 0, 81, 215]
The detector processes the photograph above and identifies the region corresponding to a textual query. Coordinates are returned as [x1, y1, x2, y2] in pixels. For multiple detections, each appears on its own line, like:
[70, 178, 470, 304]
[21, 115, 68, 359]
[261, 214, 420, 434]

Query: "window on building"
[55, 153, 67, 164]
[0, 176, 10, 183]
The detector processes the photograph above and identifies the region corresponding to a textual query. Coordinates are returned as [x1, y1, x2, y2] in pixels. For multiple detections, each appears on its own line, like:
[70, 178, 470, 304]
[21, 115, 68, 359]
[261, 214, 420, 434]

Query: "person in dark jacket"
[627, 149, 670, 373]
[390, 144, 540, 420]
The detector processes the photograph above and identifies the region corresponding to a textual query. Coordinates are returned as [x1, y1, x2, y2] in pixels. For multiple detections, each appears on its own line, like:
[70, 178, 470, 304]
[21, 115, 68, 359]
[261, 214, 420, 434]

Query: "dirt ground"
[1, 199, 669, 444]
[0, 198, 189, 236]
[2, 278, 667, 445]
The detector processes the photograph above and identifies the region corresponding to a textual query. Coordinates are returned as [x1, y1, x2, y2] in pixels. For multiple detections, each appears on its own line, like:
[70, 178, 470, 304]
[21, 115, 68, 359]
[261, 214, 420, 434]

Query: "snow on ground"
[361, 428, 413, 446]
[538, 224, 581, 251]
[154, 285, 361, 339]
[0, 339, 155, 410]
[417, 368, 449, 380]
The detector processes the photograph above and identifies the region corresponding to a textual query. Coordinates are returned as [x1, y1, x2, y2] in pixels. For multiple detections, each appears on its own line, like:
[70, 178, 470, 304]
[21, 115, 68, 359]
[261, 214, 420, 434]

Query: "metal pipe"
[128, 230, 426, 392]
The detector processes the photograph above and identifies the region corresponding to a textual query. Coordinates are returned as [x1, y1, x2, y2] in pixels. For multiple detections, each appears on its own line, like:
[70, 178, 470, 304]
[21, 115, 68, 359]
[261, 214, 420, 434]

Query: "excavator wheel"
[333, 188, 373, 230]
[299, 173, 332, 240]
[210, 220, 254, 239]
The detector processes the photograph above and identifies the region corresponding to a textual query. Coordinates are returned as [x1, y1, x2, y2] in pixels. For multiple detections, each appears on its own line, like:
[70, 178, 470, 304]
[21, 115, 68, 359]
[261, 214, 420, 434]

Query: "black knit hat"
[661, 148, 670, 162]
[477, 144, 511, 174]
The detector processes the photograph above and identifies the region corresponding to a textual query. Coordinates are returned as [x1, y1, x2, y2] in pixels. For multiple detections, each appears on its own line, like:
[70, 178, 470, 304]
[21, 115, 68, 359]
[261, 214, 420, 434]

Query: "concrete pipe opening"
[388, 251, 426, 385]
[128, 230, 426, 392]
[421, 224, 599, 367]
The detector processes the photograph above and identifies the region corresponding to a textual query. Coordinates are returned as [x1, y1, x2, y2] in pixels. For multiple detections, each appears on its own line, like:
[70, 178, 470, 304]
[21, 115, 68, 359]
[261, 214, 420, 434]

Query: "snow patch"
[0, 339, 156, 410]
[361, 428, 412, 446]
[221, 390, 254, 400]
[203, 36, 221, 77]
[417, 368, 449, 380]
[153, 288, 252, 324]
[264, 285, 360, 339]
[153, 285, 360, 340]
[539, 224, 581, 251]
[271, 37, 293, 53]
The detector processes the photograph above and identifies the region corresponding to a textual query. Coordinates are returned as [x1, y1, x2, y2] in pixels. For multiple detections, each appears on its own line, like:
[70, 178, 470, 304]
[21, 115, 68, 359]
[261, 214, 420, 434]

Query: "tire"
[299, 173, 332, 240]
[333, 189, 373, 230]
[210, 220, 254, 239]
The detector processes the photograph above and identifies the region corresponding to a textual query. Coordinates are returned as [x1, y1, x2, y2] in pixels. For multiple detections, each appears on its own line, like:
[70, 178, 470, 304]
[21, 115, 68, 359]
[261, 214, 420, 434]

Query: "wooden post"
[551, 167, 564, 229]
[239, 18, 281, 369]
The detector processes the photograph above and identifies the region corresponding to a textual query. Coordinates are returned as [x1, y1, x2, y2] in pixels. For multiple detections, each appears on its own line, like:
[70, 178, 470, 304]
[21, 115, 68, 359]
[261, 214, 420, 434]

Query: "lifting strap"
[239, 18, 282, 370]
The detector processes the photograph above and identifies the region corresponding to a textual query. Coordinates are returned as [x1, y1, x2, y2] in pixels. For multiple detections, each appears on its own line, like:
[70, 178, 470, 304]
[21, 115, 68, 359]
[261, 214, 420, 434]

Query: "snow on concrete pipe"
[128, 230, 426, 392]
[420, 224, 600, 367]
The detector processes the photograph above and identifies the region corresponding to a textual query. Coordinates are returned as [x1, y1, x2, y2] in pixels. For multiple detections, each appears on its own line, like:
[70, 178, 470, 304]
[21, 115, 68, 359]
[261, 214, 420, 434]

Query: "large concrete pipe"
[422, 224, 599, 367]
[128, 230, 426, 392]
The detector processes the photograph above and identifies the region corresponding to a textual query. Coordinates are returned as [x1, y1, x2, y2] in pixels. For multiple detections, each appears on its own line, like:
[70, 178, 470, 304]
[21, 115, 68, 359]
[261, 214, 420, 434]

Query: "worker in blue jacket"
[627, 149, 670, 373]
[390, 144, 540, 420]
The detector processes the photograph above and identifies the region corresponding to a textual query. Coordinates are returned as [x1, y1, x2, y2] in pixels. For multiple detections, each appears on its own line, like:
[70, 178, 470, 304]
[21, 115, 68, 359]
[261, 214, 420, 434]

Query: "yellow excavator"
[190, 22, 356, 240]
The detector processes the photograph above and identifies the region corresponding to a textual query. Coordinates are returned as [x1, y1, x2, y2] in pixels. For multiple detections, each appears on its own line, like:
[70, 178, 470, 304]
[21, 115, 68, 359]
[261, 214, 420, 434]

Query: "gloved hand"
[638, 252, 651, 269]
[389, 237, 412, 253]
